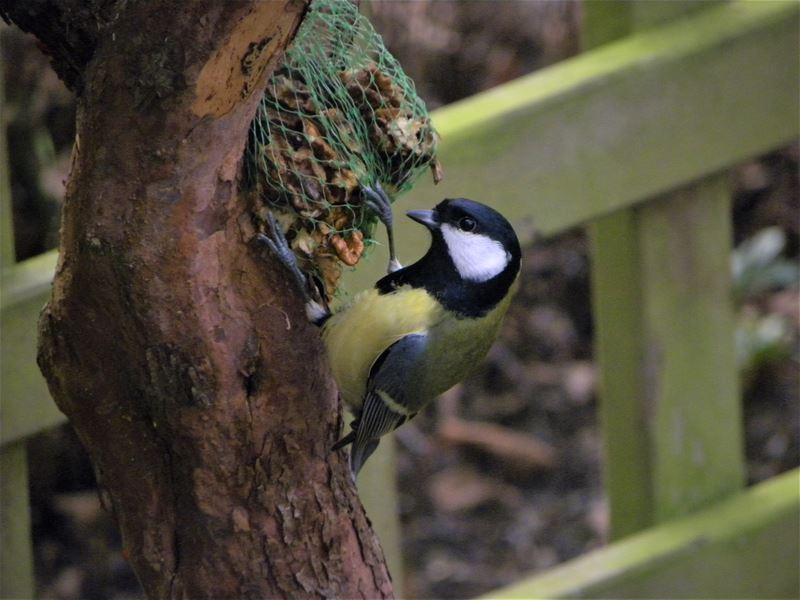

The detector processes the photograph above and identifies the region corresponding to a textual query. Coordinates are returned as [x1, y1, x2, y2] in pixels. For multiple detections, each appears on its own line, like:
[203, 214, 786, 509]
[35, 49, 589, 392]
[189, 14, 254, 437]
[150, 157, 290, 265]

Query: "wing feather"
[334, 333, 429, 474]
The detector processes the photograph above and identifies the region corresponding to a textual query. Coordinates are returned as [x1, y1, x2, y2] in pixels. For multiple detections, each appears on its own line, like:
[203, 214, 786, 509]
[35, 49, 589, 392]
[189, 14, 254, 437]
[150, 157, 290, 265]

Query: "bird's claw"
[256, 213, 313, 304]
[362, 183, 402, 274]
[363, 184, 393, 228]
[260, 213, 296, 266]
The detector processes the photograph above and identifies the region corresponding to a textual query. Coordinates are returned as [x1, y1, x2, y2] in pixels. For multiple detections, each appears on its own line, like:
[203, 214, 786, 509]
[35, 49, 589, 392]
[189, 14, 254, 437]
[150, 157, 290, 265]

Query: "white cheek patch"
[441, 223, 511, 282]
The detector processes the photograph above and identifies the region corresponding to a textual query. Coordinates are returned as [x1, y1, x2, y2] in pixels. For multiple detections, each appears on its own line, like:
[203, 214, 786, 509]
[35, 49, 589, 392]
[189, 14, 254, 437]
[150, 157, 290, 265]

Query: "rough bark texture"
[2, 1, 394, 597]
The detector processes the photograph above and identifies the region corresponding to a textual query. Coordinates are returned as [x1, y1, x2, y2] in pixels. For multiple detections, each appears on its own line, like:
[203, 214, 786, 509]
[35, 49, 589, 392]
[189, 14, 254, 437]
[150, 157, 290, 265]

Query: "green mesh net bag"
[246, 0, 442, 298]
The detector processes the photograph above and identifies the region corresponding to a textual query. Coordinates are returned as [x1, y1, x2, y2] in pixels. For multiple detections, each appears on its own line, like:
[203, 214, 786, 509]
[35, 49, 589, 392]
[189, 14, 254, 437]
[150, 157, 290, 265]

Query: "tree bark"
[2, 1, 394, 597]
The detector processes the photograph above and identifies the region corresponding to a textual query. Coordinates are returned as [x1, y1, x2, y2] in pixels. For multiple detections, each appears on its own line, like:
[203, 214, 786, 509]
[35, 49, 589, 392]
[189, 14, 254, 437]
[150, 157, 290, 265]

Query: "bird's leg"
[257, 213, 312, 302]
[363, 183, 402, 274]
[256, 212, 329, 324]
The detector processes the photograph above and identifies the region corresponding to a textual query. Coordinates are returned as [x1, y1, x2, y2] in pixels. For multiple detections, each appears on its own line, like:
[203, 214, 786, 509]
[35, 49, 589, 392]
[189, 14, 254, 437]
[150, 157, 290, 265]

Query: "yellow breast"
[421, 290, 514, 398]
[322, 287, 444, 408]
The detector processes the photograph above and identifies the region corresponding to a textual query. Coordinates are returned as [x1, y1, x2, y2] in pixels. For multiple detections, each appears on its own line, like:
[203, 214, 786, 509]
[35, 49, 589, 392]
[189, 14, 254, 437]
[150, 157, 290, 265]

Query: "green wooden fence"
[1, 1, 798, 598]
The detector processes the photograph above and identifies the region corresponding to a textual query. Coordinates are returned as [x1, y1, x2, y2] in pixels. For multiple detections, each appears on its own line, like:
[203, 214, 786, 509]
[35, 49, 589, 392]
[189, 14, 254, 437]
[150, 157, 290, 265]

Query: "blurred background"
[2, 1, 798, 598]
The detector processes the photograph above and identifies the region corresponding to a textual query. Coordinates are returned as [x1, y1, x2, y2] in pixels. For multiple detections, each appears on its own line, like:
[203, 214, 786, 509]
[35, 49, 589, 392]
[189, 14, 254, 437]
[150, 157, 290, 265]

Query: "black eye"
[458, 216, 476, 232]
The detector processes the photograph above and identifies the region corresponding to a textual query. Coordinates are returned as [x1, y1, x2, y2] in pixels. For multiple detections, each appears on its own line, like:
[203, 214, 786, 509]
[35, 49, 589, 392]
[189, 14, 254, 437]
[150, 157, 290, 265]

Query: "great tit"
[260, 190, 521, 475]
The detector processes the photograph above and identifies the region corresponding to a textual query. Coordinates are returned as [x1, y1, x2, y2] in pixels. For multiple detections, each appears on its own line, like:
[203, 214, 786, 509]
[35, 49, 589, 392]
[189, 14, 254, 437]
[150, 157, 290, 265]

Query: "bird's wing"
[347, 333, 429, 474]
[324, 286, 442, 408]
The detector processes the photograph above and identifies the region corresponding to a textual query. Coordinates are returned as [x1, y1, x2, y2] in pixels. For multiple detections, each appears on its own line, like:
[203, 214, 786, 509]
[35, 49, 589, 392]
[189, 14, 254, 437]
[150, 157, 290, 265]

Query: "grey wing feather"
[357, 390, 405, 445]
[349, 391, 403, 475]
[347, 333, 429, 475]
[369, 333, 429, 403]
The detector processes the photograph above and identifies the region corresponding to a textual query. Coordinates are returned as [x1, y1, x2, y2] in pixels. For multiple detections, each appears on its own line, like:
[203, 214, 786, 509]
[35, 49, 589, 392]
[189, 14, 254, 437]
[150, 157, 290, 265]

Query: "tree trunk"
[1, 1, 394, 597]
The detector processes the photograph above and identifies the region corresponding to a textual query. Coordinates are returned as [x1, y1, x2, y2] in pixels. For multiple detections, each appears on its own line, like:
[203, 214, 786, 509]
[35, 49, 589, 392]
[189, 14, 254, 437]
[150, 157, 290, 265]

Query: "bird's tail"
[331, 430, 379, 476]
[331, 430, 356, 452]
[350, 438, 380, 476]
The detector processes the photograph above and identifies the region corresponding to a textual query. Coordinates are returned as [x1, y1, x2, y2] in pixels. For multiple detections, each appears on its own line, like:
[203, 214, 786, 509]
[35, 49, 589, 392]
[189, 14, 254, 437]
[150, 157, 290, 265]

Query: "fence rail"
[486, 468, 800, 599]
[1, 252, 61, 444]
[381, 0, 799, 239]
[1, 0, 798, 597]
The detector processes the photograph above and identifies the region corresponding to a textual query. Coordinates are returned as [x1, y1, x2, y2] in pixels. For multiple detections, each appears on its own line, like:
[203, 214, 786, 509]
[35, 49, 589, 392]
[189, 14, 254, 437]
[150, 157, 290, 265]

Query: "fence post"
[0, 42, 37, 598]
[339, 268, 405, 594]
[0, 445, 36, 598]
[587, 0, 744, 539]
[357, 439, 404, 592]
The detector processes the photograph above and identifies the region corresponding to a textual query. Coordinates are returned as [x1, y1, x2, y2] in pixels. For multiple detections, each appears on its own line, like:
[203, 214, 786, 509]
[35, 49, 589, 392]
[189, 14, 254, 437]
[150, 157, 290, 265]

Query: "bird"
[259, 187, 521, 475]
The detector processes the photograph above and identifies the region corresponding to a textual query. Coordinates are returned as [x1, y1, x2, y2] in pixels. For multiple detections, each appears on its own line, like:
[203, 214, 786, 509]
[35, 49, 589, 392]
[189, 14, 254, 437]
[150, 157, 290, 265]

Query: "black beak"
[406, 209, 438, 229]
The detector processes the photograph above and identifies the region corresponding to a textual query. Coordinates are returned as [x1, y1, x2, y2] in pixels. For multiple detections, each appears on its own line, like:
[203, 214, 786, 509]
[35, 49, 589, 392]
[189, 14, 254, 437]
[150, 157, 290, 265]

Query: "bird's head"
[407, 198, 521, 283]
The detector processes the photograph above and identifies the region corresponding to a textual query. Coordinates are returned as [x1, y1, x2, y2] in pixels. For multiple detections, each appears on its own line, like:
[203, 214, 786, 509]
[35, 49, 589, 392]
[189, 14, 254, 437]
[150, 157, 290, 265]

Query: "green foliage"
[736, 312, 792, 383]
[732, 227, 799, 303]
[732, 227, 798, 382]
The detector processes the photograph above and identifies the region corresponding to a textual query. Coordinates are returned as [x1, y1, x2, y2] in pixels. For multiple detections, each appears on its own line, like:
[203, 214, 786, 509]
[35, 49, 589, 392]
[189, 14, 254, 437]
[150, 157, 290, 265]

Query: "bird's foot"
[256, 213, 310, 297]
[256, 213, 329, 323]
[363, 183, 393, 229]
[363, 183, 402, 274]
